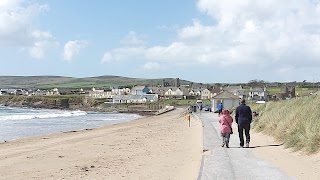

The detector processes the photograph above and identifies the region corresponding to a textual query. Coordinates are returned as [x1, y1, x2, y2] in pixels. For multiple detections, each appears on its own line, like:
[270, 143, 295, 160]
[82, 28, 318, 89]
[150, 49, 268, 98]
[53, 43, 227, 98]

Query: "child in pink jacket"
[218, 109, 233, 148]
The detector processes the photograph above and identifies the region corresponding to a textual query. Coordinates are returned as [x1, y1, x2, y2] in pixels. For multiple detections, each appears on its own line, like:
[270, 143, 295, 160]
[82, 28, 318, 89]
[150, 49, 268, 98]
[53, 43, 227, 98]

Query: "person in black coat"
[235, 99, 252, 148]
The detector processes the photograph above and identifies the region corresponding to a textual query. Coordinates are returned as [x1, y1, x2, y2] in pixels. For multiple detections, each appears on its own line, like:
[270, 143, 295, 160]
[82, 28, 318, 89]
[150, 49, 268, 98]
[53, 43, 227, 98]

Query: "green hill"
[0, 76, 194, 90]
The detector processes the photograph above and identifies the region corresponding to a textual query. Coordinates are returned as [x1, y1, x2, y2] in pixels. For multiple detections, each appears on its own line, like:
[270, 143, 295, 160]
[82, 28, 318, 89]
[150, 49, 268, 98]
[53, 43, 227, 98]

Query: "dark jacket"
[235, 103, 252, 124]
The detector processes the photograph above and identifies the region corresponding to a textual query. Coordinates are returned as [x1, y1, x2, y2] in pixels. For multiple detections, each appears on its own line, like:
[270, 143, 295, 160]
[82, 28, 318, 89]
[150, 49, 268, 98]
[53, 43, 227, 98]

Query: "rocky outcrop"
[0, 96, 71, 109]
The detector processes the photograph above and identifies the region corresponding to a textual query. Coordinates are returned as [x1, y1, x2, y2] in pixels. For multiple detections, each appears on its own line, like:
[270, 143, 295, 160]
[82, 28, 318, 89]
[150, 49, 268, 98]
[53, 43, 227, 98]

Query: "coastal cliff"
[0, 95, 78, 109]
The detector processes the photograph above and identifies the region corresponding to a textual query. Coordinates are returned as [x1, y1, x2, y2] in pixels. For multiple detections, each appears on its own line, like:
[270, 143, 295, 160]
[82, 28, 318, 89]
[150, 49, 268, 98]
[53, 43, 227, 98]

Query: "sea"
[0, 106, 142, 142]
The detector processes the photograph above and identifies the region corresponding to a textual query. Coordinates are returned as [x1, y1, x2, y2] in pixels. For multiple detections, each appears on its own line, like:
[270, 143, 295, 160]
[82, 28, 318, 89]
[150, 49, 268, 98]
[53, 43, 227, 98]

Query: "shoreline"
[0, 106, 144, 142]
[0, 108, 203, 179]
[0, 103, 176, 117]
[0, 95, 173, 116]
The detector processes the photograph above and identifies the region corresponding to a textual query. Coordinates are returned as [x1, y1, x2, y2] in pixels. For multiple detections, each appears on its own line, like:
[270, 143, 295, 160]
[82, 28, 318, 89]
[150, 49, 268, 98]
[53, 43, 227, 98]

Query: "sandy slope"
[0, 108, 203, 180]
[250, 130, 320, 180]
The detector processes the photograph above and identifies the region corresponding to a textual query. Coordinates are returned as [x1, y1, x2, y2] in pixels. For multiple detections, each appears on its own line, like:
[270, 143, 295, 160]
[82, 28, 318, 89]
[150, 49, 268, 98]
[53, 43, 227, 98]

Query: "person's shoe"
[226, 144, 229, 148]
[221, 143, 225, 147]
[240, 145, 244, 148]
[245, 143, 249, 148]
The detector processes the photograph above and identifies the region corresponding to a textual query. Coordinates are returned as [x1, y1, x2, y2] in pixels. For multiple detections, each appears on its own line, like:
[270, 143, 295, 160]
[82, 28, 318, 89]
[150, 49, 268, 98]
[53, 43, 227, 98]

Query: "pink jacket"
[218, 110, 233, 133]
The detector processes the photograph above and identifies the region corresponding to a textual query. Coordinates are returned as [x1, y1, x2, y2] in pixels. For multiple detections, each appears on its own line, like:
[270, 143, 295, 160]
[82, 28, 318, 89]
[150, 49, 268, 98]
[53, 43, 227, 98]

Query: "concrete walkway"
[196, 111, 294, 180]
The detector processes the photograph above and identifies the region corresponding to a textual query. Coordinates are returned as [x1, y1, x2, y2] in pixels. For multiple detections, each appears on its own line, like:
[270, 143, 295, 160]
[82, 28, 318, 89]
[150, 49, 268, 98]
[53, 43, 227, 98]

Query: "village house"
[210, 86, 223, 98]
[200, 88, 211, 100]
[148, 87, 167, 96]
[112, 88, 131, 95]
[89, 87, 113, 98]
[211, 90, 240, 112]
[0, 89, 23, 95]
[248, 87, 268, 101]
[164, 87, 189, 99]
[222, 85, 247, 99]
[33, 89, 47, 96]
[46, 88, 60, 95]
[112, 94, 158, 103]
[189, 88, 202, 96]
[130, 86, 151, 95]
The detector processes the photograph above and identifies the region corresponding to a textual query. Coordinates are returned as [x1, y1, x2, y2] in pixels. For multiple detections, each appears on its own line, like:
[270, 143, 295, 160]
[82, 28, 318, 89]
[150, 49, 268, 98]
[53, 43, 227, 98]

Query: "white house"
[163, 87, 189, 99]
[46, 88, 60, 95]
[112, 94, 158, 103]
[112, 88, 131, 95]
[248, 87, 268, 101]
[193, 89, 202, 96]
[33, 89, 47, 96]
[211, 91, 240, 112]
[89, 87, 113, 98]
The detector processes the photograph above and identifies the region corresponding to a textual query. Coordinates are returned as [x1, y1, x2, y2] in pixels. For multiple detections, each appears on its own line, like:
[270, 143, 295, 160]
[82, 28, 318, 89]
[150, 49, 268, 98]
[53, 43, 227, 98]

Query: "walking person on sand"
[235, 99, 252, 148]
[219, 109, 233, 148]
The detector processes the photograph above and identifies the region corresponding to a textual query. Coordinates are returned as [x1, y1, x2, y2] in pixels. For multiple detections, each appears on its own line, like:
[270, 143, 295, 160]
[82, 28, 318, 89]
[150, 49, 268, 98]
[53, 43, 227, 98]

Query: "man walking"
[235, 99, 252, 148]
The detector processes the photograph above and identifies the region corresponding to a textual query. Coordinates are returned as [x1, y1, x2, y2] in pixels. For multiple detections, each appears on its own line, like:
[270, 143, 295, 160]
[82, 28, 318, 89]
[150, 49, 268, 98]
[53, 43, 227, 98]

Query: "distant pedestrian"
[235, 99, 252, 148]
[218, 102, 223, 116]
[218, 109, 233, 148]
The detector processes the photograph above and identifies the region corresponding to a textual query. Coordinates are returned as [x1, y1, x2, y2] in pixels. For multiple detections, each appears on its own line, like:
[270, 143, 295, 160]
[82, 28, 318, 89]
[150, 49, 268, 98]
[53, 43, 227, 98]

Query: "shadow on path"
[221, 143, 284, 149]
[249, 143, 284, 149]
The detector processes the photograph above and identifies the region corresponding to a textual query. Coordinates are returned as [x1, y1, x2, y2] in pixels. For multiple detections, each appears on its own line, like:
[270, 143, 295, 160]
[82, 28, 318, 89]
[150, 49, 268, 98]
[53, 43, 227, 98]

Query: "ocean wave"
[0, 110, 87, 121]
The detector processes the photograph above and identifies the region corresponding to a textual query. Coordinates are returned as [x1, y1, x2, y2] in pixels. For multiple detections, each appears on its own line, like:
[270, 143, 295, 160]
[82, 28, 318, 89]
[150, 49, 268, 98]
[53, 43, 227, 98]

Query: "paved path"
[196, 111, 294, 180]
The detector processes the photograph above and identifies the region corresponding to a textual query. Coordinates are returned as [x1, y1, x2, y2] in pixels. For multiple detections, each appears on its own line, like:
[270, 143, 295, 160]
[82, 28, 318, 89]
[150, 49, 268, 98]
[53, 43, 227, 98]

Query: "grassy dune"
[250, 96, 320, 154]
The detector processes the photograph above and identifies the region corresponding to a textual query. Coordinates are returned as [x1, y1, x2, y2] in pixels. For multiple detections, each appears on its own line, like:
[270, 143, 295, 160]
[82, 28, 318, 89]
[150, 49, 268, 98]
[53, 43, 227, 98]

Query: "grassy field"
[248, 87, 318, 96]
[249, 96, 320, 154]
[266, 87, 283, 95]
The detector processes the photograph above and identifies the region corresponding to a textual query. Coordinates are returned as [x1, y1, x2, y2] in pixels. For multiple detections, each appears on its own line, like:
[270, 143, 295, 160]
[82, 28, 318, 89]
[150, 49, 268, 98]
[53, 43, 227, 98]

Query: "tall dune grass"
[251, 96, 320, 154]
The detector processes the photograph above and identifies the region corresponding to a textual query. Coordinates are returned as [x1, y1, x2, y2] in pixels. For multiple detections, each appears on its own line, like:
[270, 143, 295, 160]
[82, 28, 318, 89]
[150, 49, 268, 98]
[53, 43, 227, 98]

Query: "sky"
[1, 0, 320, 83]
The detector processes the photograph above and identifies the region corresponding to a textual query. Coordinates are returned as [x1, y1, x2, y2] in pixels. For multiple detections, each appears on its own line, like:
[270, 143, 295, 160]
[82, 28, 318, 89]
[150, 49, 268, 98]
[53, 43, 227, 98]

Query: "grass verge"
[250, 96, 320, 154]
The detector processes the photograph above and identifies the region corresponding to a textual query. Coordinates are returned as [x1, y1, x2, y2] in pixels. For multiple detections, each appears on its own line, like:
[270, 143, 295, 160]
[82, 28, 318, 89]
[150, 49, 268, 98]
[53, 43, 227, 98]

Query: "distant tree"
[248, 79, 266, 87]
[214, 83, 222, 87]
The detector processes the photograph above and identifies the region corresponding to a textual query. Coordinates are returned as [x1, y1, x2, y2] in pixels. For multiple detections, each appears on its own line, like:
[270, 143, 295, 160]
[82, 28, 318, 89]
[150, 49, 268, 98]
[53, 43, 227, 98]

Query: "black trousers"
[238, 123, 250, 146]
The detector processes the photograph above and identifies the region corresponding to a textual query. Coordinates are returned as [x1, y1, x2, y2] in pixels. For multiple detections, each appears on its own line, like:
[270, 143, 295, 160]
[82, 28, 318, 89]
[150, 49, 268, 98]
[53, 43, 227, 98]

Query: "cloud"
[0, 0, 55, 59]
[0, 0, 20, 10]
[100, 47, 146, 64]
[195, 0, 320, 66]
[101, 52, 113, 64]
[100, 0, 320, 81]
[63, 40, 88, 61]
[121, 31, 146, 45]
[143, 62, 160, 70]
[26, 30, 58, 59]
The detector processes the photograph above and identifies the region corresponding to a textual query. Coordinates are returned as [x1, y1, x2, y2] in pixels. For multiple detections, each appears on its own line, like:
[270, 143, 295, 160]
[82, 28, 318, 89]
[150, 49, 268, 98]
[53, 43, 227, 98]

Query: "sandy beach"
[2, 108, 319, 180]
[0, 108, 203, 180]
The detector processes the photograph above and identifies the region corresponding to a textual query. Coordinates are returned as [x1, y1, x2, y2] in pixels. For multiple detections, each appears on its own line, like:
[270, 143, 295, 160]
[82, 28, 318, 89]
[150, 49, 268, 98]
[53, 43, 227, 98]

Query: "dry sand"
[2, 108, 319, 180]
[250, 130, 320, 180]
[0, 108, 203, 180]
